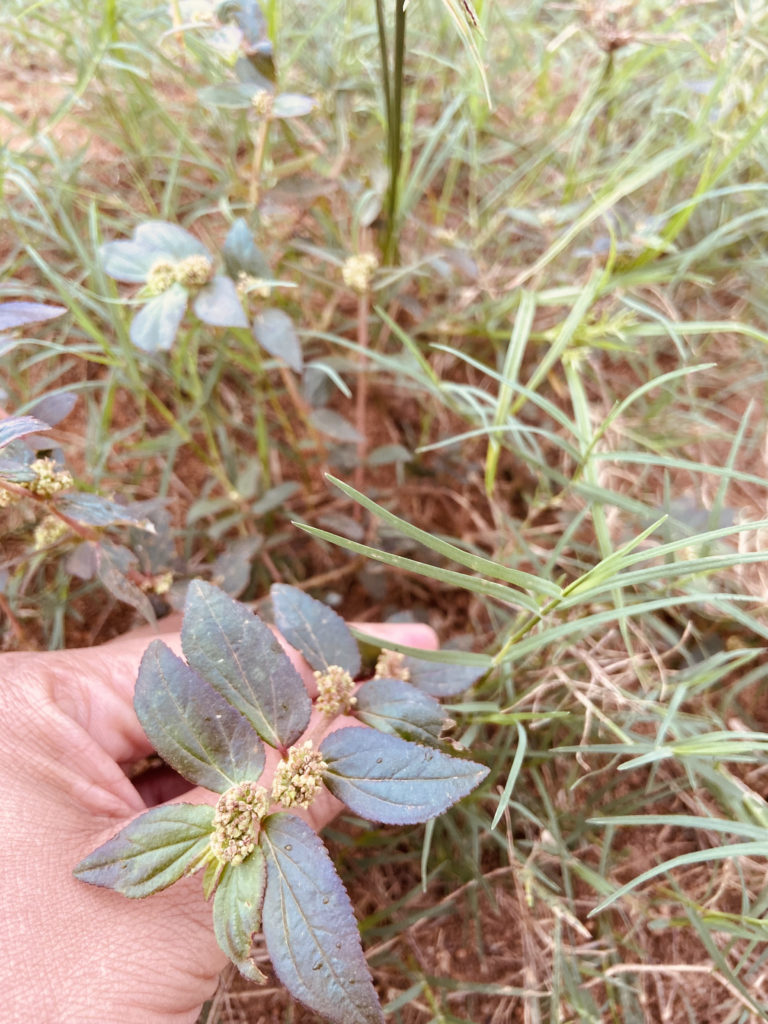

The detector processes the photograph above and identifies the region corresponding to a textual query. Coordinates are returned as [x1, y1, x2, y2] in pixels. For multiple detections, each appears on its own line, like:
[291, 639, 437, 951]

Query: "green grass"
[3, 0, 768, 1019]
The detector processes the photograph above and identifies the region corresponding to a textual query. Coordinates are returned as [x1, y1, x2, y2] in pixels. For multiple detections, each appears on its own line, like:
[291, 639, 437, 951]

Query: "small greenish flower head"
[374, 649, 410, 682]
[33, 514, 68, 550]
[145, 259, 178, 296]
[342, 252, 378, 294]
[271, 740, 327, 809]
[175, 254, 214, 288]
[210, 781, 270, 864]
[314, 665, 357, 716]
[28, 457, 73, 498]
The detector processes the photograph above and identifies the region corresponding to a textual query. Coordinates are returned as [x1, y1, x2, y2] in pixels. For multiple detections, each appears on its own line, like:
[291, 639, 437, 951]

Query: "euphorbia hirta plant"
[74, 581, 488, 1024]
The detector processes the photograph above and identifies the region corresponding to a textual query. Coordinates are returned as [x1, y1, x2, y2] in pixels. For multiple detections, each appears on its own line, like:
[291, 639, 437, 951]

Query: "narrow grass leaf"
[213, 848, 268, 983]
[321, 727, 489, 824]
[260, 813, 384, 1024]
[324, 475, 558, 597]
[181, 581, 311, 749]
[135, 640, 266, 794]
[73, 804, 214, 898]
[492, 722, 527, 830]
[271, 583, 361, 676]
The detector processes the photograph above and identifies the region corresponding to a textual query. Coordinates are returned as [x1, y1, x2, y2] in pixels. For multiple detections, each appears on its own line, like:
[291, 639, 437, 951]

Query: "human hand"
[0, 614, 437, 1024]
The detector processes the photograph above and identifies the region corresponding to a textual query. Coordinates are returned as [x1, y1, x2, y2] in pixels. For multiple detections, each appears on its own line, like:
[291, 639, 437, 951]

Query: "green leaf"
[130, 284, 188, 353]
[0, 301, 65, 333]
[252, 308, 302, 372]
[260, 814, 384, 1024]
[53, 493, 155, 530]
[100, 240, 159, 282]
[73, 804, 214, 898]
[402, 654, 486, 696]
[0, 415, 51, 450]
[222, 218, 270, 279]
[213, 848, 268, 982]
[193, 275, 248, 328]
[198, 82, 261, 109]
[181, 581, 311, 749]
[272, 94, 315, 119]
[270, 584, 361, 677]
[135, 640, 266, 794]
[321, 727, 488, 824]
[133, 221, 209, 260]
[309, 409, 363, 443]
[355, 678, 447, 744]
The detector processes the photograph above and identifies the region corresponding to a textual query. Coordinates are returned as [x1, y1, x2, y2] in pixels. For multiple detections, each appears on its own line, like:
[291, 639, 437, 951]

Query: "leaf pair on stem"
[74, 580, 488, 1023]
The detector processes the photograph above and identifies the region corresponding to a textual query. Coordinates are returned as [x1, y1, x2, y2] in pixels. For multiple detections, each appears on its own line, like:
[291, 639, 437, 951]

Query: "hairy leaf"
[181, 581, 311, 748]
[27, 391, 77, 428]
[135, 641, 266, 793]
[73, 804, 214, 898]
[130, 284, 188, 352]
[252, 308, 302, 372]
[355, 678, 447, 744]
[271, 584, 361, 677]
[222, 218, 270, 279]
[193, 275, 248, 328]
[402, 654, 486, 696]
[213, 849, 268, 982]
[0, 415, 51, 450]
[272, 94, 315, 118]
[321, 728, 488, 824]
[260, 814, 384, 1024]
[54, 493, 155, 530]
[0, 301, 66, 333]
[133, 221, 209, 260]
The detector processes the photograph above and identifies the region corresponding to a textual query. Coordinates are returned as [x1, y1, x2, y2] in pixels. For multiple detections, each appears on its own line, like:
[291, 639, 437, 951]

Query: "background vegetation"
[2, 0, 768, 1020]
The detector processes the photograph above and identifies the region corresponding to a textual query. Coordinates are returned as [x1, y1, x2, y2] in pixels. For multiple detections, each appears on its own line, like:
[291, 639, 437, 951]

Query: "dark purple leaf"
[320, 727, 488, 824]
[252, 308, 302, 372]
[403, 654, 486, 696]
[213, 848, 268, 982]
[193, 275, 248, 328]
[0, 415, 51, 450]
[355, 678, 447, 745]
[271, 584, 361, 677]
[73, 804, 214, 898]
[130, 283, 188, 352]
[260, 814, 384, 1024]
[181, 581, 311, 749]
[0, 301, 66, 333]
[135, 640, 266, 793]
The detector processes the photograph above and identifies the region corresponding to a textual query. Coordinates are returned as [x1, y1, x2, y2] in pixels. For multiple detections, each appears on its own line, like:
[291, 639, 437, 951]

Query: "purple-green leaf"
[133, 221, 209, 261]
[252, 308, 302, 372]
[260, 814, 384, 1024]
[271, 584, 361, 677]
[130, 283, 188, 352]
[213, 848, 268, 982]
[320, 727, 489, 824]
[0, 301, 66, 333]
[402, 654, 486, 696]
[222, 218, 270, 280]
[73, 804, 214, 898]
[193, 275, 248, 328]
[181, 581, 311, 749]
[355, 678, 447, 745]
[53, 493, 155, 530]
[135, 640, 266, 794]
[0, 415, 51, 450]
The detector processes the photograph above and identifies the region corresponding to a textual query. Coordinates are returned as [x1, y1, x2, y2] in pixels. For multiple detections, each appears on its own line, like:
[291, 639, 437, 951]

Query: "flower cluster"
[1, 458, 74, 508]
[271, 740, 327, 809]
[251, 90, 275, 118]
[145, 254, 214, 296]
[314, 664, 357, 716]
[210, 781, 270, 864]
[33, 515, 69, 550]
[236, 272, 272, 299]
[342, 253, 378, 294]
[374, 648, 410, 681]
